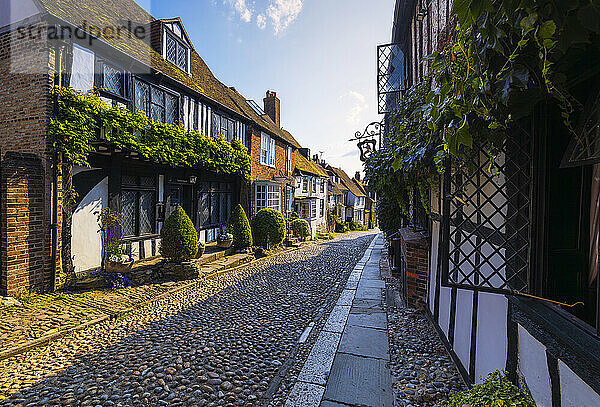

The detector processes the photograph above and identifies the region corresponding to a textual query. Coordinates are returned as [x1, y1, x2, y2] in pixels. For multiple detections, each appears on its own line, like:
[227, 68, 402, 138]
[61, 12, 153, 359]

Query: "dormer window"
[166, 33, 188, 71]
[162, 21, 191, 73]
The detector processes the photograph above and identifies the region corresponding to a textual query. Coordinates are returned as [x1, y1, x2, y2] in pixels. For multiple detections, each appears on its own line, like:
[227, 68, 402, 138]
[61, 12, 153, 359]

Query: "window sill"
[121, 234, 160, 242]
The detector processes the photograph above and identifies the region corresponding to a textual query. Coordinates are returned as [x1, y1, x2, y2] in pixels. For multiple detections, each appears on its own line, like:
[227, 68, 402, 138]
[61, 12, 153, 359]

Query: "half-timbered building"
[0, 0, 260, 287]
[387, 0, 600, 404]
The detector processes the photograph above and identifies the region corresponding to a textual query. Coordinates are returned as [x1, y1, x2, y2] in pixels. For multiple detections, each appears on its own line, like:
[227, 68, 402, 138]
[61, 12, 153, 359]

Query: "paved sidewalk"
[285, 234, 393, 407]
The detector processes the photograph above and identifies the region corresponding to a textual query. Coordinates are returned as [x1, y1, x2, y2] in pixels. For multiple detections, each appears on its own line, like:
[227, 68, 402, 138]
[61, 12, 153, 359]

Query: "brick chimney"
[355, 172, 361, 181]
[264, 90, 280, 128]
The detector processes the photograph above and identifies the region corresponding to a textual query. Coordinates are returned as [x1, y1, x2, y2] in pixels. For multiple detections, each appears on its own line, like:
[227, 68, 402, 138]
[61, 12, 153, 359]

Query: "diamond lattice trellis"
[441, 135, 532, 294]
[562, 93, 600, 167]
[377, 43, 405, 114]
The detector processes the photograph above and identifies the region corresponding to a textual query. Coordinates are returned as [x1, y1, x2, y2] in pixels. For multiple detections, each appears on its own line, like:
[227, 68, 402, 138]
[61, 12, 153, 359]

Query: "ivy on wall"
[48, 87, 252, 181]
[366, 0, 600, 229]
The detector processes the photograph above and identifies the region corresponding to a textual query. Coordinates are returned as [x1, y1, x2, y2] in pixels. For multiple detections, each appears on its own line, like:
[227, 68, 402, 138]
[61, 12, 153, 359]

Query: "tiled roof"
[225, 87, 301, 148]
[38, 0, 305, 149]
[37, 0, 245, 117]
[295, 153, 328, 177]
[329, 166, 366, 197]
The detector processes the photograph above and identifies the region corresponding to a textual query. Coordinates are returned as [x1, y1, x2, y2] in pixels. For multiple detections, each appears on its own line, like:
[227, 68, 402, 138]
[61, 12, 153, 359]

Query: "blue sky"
[139, 0, 395, 176]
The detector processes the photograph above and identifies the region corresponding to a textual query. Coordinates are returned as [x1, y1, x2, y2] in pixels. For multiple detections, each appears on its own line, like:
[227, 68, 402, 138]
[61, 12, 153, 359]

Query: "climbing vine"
[366, 0, 600, 226]
[48, 86, 252, 181]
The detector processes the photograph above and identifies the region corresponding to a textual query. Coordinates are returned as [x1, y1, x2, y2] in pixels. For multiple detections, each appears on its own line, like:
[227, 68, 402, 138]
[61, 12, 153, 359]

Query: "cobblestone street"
[0, 233, 376, 406]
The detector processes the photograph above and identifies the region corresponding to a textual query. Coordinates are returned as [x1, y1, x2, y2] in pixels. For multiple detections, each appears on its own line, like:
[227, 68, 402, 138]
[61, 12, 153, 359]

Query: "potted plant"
[97, 208, 133, 274]
[104, 242, 134, 274]
[217, 224, 234, 248]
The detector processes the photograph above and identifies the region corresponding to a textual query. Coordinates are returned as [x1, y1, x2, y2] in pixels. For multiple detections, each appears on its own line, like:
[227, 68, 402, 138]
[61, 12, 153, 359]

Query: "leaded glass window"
[135, 80, 179, 125]
[121, 175, 157, 237]
[103, 64, 124, 96]
[135, 81, 150, 116]
[165, 94, 178, 125]
[166, 35, 177, 65]
[121, 191, 136, 237]
[165, 32, 188, 71]
[195, 182, 233, 229]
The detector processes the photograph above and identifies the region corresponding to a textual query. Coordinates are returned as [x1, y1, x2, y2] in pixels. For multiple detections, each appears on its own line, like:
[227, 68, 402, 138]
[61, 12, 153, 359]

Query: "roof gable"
[295, 153, 328, 177]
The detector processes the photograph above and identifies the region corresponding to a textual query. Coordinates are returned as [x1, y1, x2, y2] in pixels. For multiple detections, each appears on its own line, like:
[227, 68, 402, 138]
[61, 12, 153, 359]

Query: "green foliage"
[227, 204, 253, 248]
[444, 370, 536, 407]
[349, 220, 366, 231]
[290, 219, 311, 241]
[160, 206, 198, 262]
[49, 87, 252, 181]
[335, 221, 349, 233]
[252, 208, 286, 248]
[365, 0, 600, 225]
[376, 195, 405, 235]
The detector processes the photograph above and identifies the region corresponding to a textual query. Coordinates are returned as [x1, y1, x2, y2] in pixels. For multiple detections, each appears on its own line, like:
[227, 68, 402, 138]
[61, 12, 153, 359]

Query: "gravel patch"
[0, 233, 375, 407]
[387, 300, 467, 406]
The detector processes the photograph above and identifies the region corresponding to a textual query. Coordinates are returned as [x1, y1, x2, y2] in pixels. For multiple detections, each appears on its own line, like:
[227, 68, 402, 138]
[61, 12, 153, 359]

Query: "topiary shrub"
[228, 204, 253, 249]
[290, 219, 311, 241]
[335, 221, 349, 233]
[349, 220, 367, 231]
[160, 206, 198, 262]
[444, 370, 535, 407]
[252, 208, 286, 249]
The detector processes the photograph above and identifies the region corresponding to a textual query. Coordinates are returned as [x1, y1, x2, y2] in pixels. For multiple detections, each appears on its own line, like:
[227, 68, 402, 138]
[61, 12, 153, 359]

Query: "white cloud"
[225, 0, 252, 23]
[339, 91, 368, 126]
[256, 14, 267, 30]
[266, 0, 303, 34]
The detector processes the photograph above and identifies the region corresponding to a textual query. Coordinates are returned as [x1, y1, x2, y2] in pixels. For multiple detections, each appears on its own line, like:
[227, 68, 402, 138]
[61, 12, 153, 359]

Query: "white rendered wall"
[70, 44, 95, 93]
[475, 292, 507, 382]
[72, 173, 108, 273]
[518, 325, 553, 407]
[453, 289, 474, 369]
[559, 360, 600, 407]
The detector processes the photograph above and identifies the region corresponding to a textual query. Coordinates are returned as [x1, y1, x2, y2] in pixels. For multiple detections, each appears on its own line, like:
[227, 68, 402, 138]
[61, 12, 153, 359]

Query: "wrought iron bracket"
[349, 120, 385, 161]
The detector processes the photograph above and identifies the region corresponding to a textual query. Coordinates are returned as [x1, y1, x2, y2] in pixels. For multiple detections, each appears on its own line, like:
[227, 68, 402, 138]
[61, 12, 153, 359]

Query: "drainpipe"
[50, 34, 62, 290]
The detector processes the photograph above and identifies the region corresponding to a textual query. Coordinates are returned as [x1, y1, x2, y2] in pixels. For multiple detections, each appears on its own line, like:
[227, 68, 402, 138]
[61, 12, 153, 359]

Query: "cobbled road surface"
[0, 233, 375, 407]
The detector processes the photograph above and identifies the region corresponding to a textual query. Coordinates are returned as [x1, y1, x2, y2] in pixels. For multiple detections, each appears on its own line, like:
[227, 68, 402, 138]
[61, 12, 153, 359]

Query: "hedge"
[290, 219, 311, 241]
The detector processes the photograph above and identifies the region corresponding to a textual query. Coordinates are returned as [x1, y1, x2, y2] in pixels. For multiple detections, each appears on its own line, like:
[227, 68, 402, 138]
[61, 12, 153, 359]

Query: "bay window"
[255, 184, 281, 212]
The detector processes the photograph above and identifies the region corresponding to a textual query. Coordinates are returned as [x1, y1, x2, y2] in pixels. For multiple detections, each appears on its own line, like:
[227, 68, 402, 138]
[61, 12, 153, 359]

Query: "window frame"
[269, 138, 276, 166]
[255, 183, 281, 213]
[286, 146, 293, 173]
[121, 174, 158, 239]
[260, 132, 276, 168]
[165, 29, 189, 72]
[134, 79, 179, 125]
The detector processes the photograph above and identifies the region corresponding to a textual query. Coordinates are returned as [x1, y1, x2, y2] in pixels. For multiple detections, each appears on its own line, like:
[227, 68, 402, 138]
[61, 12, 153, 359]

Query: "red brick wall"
[400, 228, 429, 307]
[0, 22, 62, 295]
[248, 126, 295, 216]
